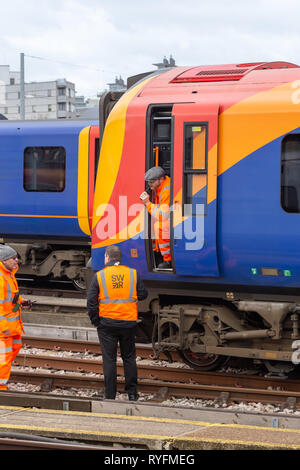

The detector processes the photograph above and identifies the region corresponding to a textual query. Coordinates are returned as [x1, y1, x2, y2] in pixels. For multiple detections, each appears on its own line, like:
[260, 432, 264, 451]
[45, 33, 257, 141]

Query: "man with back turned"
[87, 246, 148, 400]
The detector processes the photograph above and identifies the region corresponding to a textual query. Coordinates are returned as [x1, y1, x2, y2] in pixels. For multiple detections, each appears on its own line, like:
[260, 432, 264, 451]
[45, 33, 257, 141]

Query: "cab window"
[183, 124, 207, 216]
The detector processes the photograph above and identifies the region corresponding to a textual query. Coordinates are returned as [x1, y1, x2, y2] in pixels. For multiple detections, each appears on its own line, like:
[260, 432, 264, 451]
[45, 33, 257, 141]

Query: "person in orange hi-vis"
[140, 166, 171, 269]
[0, 245, 31, 390]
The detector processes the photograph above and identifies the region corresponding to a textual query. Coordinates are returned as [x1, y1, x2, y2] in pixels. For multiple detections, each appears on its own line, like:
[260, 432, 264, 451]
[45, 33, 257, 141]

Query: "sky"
[0, 0, 300, 98]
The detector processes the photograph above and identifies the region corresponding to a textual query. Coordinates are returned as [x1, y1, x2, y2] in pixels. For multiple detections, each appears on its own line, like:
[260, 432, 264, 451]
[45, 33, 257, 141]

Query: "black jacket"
[87, 261, 148, 329]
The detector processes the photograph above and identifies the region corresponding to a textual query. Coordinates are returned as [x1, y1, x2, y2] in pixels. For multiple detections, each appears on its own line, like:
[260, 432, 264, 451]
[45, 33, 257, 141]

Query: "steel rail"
[22, 335, 181, 361]
[9, 368, 300, 407]
[0, 436, 106, 450]
[13, 351, 300, 393]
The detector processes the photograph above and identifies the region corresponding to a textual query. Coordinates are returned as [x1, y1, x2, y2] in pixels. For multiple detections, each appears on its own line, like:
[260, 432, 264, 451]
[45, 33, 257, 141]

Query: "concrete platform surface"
[1, 404, 300, 450]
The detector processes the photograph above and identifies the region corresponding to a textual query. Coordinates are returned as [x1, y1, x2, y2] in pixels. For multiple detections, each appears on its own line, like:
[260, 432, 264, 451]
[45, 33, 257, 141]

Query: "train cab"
[92, 61, 300, 288]
[91, 66, 225, 280]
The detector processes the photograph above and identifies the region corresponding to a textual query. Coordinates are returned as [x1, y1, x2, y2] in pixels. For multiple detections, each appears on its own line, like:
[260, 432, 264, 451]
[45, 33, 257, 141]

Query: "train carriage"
[91, 61, 300, 370]
[0, 119, 99, 289]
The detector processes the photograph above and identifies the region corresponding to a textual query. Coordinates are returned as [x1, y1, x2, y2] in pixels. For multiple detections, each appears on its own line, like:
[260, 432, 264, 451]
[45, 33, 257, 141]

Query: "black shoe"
[128, 393, 139, 401]
[157, 261, 171, 269]
[91, 391, 105, 399]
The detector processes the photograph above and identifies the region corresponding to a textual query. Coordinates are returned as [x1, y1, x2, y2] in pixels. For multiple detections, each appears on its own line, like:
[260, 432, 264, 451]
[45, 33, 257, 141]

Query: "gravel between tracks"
[6, 345, 300, 417]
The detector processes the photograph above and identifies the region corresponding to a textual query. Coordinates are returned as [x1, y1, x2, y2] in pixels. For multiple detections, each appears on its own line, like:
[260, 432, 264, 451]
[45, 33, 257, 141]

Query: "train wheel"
[178, 350, 229, 371]
[72, 276, 86, 291]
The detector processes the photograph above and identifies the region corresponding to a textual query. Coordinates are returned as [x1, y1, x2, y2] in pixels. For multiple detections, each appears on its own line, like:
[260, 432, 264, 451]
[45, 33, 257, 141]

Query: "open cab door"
[172, 103, 220, 276]
[145, 102, 219, 277]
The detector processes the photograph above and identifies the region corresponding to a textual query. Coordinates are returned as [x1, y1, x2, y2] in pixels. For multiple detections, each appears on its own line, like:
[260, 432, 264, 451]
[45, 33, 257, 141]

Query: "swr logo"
[111, 274, 124, 289]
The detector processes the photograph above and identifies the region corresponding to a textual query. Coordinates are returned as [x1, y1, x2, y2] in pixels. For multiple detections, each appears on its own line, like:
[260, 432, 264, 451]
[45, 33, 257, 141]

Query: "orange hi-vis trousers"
[153, 222, 171, 262]
[147, 176, 171, 262]
[0, 335, 22, 390]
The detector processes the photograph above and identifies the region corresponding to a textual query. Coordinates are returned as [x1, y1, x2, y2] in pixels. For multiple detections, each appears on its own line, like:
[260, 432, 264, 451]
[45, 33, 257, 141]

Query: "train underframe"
[4, 239, 91, 290]
[140, 284, 300, 373]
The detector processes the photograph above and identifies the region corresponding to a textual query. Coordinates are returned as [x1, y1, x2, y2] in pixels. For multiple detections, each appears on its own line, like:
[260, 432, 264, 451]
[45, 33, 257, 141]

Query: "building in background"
[75, 76, 126, 119]
[153, 55, 176, 69]
[0, 58, 177, 121]
[107, 76, 126, 92]
[0, 65, 76, 120]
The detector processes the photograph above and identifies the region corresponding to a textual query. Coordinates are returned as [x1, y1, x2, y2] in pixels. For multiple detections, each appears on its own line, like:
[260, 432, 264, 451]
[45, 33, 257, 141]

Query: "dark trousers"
[97, 326, 137, 399]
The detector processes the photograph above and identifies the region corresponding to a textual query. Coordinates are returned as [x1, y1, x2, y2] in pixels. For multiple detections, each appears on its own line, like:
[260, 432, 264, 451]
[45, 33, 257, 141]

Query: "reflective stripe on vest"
[0, 265, 23, 335]
[159, 186, 170, 203]
[0, 346, 12, 354]
[0, 273, 13, 304]
[97, 266, 138, 321]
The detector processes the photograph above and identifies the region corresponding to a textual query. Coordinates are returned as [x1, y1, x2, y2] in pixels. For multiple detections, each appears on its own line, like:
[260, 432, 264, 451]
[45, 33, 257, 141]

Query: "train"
[2, 61, 300, 372]
[90, 61, 300, 372]
[0, 118, 99, 290]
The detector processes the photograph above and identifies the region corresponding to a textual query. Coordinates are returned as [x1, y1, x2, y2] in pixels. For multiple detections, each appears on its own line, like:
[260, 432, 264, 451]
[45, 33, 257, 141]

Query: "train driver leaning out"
[0, 245, 31, 391]
[140, 166, 171, 269]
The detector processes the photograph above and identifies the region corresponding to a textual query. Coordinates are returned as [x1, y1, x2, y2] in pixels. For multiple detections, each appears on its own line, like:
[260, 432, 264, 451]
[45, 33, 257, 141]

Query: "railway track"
[18, 282, 86, 299]
[0, 434, 104, 450]
[22, 335, 180, 360]
[9, 337, 300, 409]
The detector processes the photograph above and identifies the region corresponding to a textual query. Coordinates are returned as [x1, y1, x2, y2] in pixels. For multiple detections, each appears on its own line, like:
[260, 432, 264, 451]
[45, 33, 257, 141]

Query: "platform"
[0, 400, 300, 450]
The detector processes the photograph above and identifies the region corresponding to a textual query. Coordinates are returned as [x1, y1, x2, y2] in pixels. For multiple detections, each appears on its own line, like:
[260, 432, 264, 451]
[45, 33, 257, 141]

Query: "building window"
[183, 124, 207, 216]
[281, 134, 300, 212]
[58, 102, 66, 111]
[58, 87, 66, 96]
[24, 146, 66, 192]
[10, 78, 15, 85]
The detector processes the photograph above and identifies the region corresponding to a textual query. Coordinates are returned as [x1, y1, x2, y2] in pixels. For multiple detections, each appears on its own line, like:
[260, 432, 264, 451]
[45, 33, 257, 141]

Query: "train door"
[88, 126, 100, 233]
[77, 125, 100, 235]
[172, 103, 220, 276]
[145, 105, 174, 271]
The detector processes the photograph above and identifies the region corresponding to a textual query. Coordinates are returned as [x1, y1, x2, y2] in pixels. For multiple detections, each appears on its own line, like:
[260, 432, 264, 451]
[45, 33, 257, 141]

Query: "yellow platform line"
[1, 405, 300, 434]
[0, 422, 299, 450]
[1, 406, 300, 449]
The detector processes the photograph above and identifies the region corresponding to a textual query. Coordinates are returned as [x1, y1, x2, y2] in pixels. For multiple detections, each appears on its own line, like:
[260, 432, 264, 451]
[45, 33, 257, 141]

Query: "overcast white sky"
[1, 0, 300, 98]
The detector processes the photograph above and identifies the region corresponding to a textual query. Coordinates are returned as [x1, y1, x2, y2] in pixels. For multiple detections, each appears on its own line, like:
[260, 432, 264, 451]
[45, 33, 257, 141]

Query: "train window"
[281, 134, 300, 213]
[183, 124, 207, 215]
[150, 108, 172, 176]
[94, 138, 100, 185]
[23, 146, 66, 192]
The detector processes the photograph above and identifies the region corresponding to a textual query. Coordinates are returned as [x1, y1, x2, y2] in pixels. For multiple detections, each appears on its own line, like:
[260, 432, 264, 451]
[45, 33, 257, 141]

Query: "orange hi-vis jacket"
[97, 265, 138, 322]
[146, 176, 171, 257]
[0, 262, 24, 338]
[146, 175, 171, 230]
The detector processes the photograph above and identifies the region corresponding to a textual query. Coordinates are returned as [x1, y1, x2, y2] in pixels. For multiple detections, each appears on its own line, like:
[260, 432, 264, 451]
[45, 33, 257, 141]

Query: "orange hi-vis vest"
[0, 262, 24, 337]
[146, 176, 171, 253]
[97, 265, 138, 322]
[146, 175, 171, 225]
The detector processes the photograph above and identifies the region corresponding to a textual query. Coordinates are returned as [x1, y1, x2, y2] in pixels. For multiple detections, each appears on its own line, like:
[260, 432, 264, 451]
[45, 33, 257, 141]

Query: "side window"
[94, 137, 100, 185]
[183, 124, 207, 215]
[24, 146, 66, 192]
[281, 134, 300, 213]
[151, 108, 172, 176]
